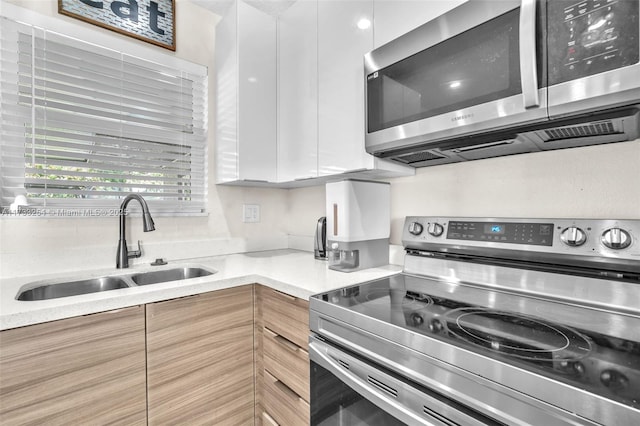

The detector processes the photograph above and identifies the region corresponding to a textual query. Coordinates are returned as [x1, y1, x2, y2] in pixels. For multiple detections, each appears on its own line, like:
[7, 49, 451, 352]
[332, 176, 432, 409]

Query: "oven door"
[309, 336, 497, 426]
[546, 0, 640, 118]
[364, 0, 548, 155]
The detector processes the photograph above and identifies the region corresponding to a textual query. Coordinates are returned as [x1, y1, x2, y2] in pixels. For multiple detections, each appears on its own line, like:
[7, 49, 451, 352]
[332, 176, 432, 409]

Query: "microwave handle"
[519, 0, 539, 108]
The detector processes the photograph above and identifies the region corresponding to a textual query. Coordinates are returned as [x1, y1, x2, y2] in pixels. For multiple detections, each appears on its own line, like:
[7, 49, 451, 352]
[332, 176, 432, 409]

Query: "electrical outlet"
[243, 204, 260, 223]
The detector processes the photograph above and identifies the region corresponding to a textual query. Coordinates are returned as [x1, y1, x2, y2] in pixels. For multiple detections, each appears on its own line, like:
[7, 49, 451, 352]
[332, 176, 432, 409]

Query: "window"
[0, 17, 208, 216]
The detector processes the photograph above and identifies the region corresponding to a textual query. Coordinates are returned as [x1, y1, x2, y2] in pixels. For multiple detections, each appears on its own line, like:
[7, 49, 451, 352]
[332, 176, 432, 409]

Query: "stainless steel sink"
[16, 265, 216, 301]
[16, 277, 131, 301]
[130, 267, 214, 286]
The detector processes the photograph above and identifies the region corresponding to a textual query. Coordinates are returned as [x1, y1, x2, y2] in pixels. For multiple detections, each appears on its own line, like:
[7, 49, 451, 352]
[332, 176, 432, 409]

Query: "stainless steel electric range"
[309, 217, 640, 425]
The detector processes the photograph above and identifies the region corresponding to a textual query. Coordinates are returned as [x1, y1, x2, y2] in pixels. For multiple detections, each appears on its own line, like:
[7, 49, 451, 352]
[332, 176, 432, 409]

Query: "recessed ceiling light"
[357, 18, 371, 30]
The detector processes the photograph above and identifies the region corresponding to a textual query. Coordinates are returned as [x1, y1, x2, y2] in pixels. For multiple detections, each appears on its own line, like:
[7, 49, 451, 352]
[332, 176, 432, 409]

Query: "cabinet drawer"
[262, 410, 279, 426]
[264, 327, 310, 401]
[264, 370, 310, 426]
[262, 287, 309, 350]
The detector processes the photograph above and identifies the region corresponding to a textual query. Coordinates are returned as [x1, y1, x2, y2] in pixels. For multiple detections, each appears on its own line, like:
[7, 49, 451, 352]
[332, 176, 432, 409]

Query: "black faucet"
[116, 194, 155, 268]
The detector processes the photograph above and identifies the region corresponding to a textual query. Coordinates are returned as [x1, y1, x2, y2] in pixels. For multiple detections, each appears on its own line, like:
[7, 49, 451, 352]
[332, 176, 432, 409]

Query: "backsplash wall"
[285, 140, 640, 248]
[1, 1, 639, 280]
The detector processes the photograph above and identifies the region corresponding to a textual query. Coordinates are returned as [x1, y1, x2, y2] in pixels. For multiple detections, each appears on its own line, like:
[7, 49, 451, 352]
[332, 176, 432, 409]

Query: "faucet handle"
[128, 240, 142, 259]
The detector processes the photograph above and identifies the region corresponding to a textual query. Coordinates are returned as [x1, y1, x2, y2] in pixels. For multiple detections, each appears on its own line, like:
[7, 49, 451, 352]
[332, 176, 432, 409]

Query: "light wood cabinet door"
[146, 285, 254, 425]
[258, 286, 310, 425]
[255, 285, 266, 424]
[0, 306, 147, 425]
[264, 327, 310, 401]
[262, 287, 310, 350]
[264, 370, 310, 426]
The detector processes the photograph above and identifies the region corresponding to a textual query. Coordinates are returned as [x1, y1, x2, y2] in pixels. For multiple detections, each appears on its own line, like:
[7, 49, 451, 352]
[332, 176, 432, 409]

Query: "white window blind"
[0, 17, 208, 216]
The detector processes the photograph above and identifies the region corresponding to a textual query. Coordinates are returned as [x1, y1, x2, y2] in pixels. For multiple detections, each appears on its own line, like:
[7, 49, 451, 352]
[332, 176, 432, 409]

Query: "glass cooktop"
[314, 274, 640, 409]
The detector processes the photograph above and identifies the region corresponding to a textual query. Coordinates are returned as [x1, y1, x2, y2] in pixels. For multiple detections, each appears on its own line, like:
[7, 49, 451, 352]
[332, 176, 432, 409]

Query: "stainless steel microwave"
[365, 0, 640, 166]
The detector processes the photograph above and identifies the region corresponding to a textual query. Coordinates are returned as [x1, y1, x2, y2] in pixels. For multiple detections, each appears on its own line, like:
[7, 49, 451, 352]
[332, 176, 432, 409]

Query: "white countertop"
[0, 249, 402, 331]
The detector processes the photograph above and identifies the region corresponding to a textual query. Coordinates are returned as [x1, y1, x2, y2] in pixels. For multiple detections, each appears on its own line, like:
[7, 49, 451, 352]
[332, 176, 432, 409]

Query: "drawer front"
[262, 410, 279, 426]
[262, 288, 309, 350]
[264, 327, 310, 401]
[264, 370, 310, 426]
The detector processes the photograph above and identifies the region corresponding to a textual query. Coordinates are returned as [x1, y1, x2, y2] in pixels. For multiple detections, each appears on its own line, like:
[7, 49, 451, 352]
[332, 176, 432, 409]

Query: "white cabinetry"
[318, 0, 372, 176]
[373, 0, 467, 48]
[216, 1, 277, 183]
[215, 0, 416, 186]
[277, 0, 318, 182]
[317, 0, 411, 177]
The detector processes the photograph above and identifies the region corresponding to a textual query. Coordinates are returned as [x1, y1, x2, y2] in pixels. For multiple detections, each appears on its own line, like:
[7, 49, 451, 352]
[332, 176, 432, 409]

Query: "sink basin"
[16, 265, 216, 301]
[16, 277, 131, 301]
[130, 267, 215, 286]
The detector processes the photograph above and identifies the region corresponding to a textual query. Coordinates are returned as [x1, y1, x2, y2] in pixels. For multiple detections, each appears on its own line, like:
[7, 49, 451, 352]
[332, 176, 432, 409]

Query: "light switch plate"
[243, 204, 260, 223]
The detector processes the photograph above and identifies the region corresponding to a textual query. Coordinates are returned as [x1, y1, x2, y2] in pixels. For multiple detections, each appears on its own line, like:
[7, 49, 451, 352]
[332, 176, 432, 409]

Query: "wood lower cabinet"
[262, 285, 310, 349]
[1, 284, 309, 426]
[146, 285, 255, 425]
[256, 285, 310, 425]
[0, 306, 147, 425]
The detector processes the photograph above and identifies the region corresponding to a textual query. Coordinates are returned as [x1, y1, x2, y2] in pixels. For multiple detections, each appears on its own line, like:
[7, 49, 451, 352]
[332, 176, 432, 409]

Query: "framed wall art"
[58, 0, 175, 51]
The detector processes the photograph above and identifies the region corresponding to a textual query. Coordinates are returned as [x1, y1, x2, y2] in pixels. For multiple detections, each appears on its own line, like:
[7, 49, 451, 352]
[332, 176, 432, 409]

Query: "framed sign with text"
[58, 0, 175, 51]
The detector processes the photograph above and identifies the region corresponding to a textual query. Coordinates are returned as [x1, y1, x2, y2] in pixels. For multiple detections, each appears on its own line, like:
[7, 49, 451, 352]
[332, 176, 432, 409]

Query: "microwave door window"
[381, 75, 422, 125]
[368, 9, 522, 133]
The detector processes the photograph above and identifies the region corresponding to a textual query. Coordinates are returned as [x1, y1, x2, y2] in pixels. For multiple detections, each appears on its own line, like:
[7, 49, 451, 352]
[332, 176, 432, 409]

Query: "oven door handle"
[309, 339, 490, 426]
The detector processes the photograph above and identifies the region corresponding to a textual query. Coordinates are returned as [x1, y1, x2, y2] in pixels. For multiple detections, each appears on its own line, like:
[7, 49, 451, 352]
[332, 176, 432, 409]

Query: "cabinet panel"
[262, 287, 310, 350]
[146, 286, 254, 425]
[238, 1, 277, 181]
[264, 370, 310, 426]
[0, 307, 146, 425]
[264, 327, 310, 401]
[255, 284, 266, 424]
[216, 1, 277, 183]
[373, 0, 467, 48]
[262, 410, 280, 426]
[318, 0, 374, 176]
[277, 0, 318, 182]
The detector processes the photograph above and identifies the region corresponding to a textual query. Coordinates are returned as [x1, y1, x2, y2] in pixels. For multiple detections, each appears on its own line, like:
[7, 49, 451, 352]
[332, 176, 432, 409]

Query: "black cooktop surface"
[314, 274, 640, 409]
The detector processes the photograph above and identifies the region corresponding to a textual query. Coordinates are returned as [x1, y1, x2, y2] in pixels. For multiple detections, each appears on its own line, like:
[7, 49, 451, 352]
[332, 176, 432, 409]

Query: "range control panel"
[402, 217, 640, 271]
[447, 221, 554, 246]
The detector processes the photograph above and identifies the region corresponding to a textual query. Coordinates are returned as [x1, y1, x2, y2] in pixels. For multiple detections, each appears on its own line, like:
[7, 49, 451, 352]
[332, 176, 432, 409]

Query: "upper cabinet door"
[277, 0, 319, 182]
[318, 0, 375, 176]
[238, 1, 278, 182]
[216, 1, 278, 183]
[373, 0, 467, 48]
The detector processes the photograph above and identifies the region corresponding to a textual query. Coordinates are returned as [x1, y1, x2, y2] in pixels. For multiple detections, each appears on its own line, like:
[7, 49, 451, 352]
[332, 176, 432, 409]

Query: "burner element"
[445, 307, 593, 362]
[363, 290, 433, 311]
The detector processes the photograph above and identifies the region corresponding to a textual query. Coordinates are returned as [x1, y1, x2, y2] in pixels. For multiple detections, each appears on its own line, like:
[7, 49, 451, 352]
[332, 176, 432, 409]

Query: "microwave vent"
[397, 151, 445, 164]
[543, 122, 617, 142]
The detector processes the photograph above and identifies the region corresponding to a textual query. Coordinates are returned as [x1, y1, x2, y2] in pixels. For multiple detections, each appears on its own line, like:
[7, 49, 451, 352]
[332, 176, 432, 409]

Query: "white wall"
[0, 0, 290, 278]
[1, 1, 639, 279]
[285, 140, 640, 248]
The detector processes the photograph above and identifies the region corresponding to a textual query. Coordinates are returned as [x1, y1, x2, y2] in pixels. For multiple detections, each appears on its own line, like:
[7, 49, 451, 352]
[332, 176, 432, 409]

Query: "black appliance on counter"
[315, 216, 328, 260]
[310, 216, 640, 425]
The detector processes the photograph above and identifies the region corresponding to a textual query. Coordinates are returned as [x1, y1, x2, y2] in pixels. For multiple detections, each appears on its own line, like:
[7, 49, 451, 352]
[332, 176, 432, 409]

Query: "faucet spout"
[116, 194, 155, 269]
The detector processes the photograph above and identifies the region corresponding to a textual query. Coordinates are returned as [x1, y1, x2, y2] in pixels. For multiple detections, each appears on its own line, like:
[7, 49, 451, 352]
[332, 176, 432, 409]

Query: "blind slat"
[1, 16, 208, 215]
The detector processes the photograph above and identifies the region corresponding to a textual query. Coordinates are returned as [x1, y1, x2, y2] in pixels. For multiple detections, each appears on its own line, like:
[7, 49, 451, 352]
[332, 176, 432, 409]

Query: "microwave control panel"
[547, 0, 639, 85]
